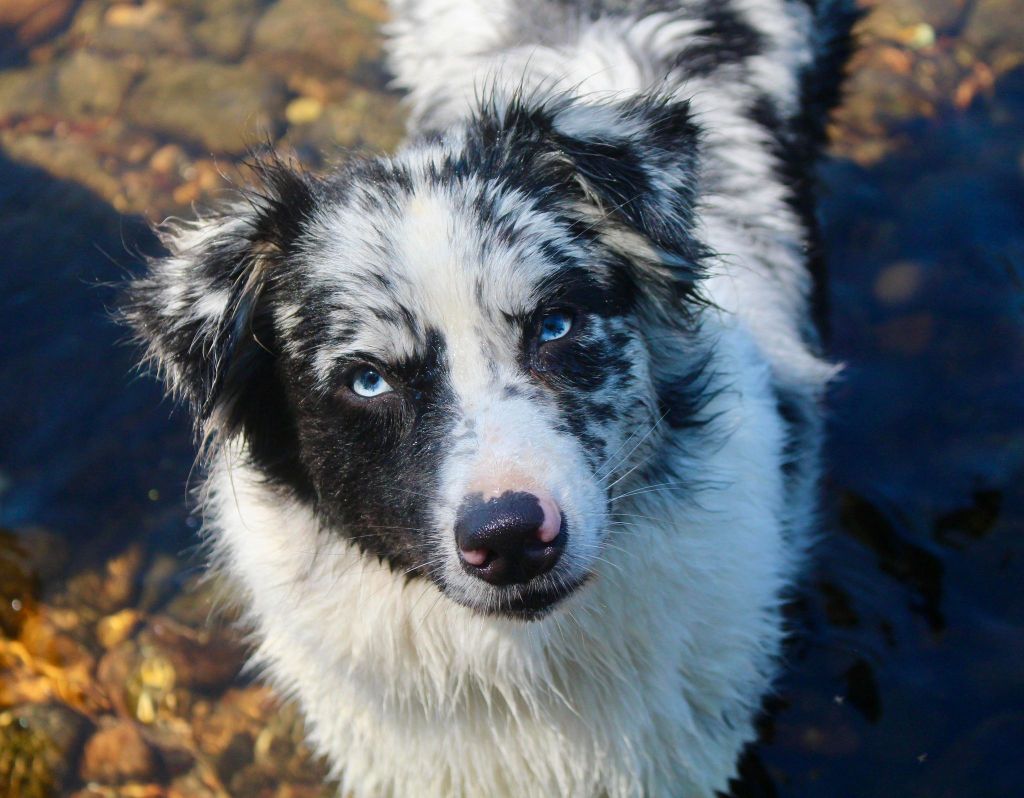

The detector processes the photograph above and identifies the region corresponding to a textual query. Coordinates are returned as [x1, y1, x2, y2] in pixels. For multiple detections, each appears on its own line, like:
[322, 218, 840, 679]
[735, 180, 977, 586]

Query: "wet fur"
[124, 1, 854, 795]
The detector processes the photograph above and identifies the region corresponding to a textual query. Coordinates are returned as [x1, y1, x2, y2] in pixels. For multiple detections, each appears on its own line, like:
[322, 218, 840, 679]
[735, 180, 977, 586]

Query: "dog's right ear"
[122, 160, 318, 440]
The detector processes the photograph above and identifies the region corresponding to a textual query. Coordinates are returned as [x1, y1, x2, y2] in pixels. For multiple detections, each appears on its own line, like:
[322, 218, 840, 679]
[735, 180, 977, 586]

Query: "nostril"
[459, 546, 489, 567]
[454, 490, 566, 586]
[536, 495, 561, 544]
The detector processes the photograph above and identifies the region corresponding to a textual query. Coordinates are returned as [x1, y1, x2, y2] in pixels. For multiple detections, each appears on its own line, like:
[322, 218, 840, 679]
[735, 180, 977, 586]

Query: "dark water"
[745, 70, 1024, 797]
[2, 39, 1023, 798]
[0, 155, 196, 562]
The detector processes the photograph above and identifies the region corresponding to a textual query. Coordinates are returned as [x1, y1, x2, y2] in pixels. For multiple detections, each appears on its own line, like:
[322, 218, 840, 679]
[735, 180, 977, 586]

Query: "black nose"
[455, 492, 565, 586]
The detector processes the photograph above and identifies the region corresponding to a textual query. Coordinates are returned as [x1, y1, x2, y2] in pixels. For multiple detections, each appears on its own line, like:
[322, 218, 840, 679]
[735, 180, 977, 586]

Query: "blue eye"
[538, 311, 573, 343]
[350, 366, 393, 398]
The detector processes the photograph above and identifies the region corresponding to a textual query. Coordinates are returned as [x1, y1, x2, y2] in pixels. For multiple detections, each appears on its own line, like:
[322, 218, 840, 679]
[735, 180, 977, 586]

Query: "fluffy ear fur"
[466, 93, 707, 307]
[122, 160, 317, 450]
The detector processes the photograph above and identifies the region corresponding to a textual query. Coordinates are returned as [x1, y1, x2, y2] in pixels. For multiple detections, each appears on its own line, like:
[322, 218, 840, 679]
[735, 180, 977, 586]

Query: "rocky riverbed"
[0, 1, 1019, 218]
[0, 0, 404, 216]
[1, 531, 333, 797]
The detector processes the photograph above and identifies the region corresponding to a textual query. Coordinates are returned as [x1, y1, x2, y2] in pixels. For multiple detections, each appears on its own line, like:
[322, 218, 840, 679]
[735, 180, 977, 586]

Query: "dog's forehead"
[299, 174, 598, 364]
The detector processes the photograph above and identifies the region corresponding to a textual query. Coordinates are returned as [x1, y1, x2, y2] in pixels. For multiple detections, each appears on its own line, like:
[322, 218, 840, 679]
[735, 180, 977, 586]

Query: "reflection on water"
[1, 1, 1022, 796]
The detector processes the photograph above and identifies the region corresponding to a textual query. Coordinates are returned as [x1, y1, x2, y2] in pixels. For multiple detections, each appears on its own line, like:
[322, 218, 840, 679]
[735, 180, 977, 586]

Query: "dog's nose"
[455, 491, 565, 586]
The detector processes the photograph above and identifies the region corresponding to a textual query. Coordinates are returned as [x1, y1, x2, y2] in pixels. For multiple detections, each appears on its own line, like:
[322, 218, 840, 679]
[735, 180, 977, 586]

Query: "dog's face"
[127, 95, 708, 619]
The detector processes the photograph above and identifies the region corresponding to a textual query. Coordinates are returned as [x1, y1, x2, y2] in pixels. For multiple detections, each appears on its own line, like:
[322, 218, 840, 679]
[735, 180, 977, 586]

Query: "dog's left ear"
[122, 160, 317, 443]
[545, 96, 707, 305]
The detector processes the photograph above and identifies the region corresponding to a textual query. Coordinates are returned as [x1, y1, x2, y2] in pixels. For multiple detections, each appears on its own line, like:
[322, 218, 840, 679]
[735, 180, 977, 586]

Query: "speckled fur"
[125, 1, 855, 795]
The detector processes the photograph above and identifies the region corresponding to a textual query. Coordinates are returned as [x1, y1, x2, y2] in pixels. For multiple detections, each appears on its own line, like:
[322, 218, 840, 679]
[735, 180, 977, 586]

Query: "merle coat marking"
[125, 1, 855, 795]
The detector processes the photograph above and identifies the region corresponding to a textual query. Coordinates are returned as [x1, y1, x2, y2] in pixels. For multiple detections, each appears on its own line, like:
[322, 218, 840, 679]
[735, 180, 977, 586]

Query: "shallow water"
[1, 1, 1022, 796]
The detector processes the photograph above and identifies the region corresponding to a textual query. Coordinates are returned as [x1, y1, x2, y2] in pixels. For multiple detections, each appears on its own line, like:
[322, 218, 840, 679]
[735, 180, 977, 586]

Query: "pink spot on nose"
[460, 547, 488, 567]
[537, 495, 562, 544]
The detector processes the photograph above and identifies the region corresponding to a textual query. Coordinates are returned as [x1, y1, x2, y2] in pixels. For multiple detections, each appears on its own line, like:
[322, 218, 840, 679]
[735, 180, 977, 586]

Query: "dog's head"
[126, 94, 711, 619]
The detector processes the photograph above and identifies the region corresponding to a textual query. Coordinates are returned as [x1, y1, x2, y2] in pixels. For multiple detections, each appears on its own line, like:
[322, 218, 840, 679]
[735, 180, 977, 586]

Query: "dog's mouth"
[456, 573, 591, 621]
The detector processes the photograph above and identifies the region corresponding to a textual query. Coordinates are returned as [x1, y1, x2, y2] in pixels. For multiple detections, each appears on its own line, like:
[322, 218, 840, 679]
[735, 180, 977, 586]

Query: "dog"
[125, 1, 855, 795]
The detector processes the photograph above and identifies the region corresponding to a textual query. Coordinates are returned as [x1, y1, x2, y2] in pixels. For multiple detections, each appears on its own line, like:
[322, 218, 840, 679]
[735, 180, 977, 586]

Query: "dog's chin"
[448, 574, 591, 622]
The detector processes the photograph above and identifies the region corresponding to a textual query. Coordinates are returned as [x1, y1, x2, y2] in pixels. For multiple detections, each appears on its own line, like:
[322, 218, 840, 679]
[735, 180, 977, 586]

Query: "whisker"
[609, 481, 689, 503]
[600, 408, 670, 488]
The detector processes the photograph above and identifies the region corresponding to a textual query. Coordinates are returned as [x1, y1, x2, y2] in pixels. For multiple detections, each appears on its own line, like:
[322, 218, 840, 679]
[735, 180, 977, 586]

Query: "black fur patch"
[290, 328, 458, 570]
[747, 1, 860, 338]
[671, 3, 763, 77]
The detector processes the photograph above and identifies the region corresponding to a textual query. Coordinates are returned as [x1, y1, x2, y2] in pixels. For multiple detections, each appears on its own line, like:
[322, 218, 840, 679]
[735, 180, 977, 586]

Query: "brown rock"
[124, 59, 286, 153]
[251, 700, 329, 783]
[141, 615, 246, 691]
[96, 639, 141, 717]
[0, 529, 40, 637]
[0, 605, 105, 713]
[143, 721, 196, 778]
[0, 704, 91, 797]
[149, 144, 186, 176]
[90, 2, 194, 58]
[164, 572, 237, 627]
[273, 784, 335, 798]
[96, 607, 143, 649]
[98, 636, 192, 726]
[0, 0, 76, 46]
[168, 769, 222, 798]
[0, 64, 59, 120]
[217, 731, 255, 785]
[192, 0, 265, 62]
[172, 180, 202, 206]
[252, 0, 382, 76]
[56, 50, 136, 118]
[106, 544, 146, 609]
[70, 786, 167, 798]
[193, 686, 272, 757]
[285, 96, 324, 126]
[19, 608, 93, 666]
[193, 159, 226, 191]
[79, 719, 158, 784]
[281, 89, 405, 164]
[104, 2, 163, 29]
[873, 260, 925, 305]
[64, 543, 144, 614]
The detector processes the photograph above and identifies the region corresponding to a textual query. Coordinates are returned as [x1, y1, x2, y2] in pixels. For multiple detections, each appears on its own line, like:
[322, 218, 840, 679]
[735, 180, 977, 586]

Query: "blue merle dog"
[125, 1, 855, 795]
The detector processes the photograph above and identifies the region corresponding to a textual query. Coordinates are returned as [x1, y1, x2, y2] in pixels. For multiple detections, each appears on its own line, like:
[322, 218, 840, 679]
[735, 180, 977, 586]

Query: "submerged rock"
[88, 1, 195, 59]
[0, 529, 40, 637]
[96, 607, 143, 649]
[63, 543, 144, 616]
[124, 59, 286, 153]
[79, 718, 159, 784]
[0, 704, 90, 798]
[252, 0, 382, 77]
[55, 50, 136, 118]
[141, 615, 246, 692]
[281, 88, 405, 164]
[0, 64, 58, 119]
[191, 0, 265, 62]
[0, 0, 76, 48]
